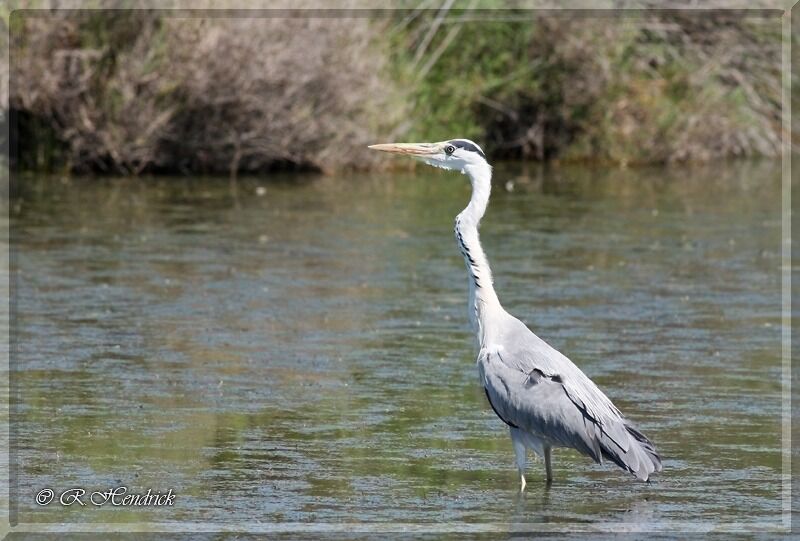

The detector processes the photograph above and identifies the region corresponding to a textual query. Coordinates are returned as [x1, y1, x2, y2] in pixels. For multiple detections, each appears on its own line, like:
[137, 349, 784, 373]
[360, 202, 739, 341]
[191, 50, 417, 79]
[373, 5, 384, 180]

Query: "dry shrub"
[12, 13, 169, 173]
[160, 16, 398, 174]
[11, 12, 399, 174]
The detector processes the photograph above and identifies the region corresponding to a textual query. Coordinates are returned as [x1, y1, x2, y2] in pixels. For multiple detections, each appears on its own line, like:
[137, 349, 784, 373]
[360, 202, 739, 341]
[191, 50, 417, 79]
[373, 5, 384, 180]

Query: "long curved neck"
[454, 162, 504, 347]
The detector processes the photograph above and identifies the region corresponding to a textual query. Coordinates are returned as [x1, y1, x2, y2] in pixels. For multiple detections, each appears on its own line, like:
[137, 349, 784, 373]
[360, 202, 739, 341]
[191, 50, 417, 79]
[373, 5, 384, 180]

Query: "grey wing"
[480, 317, 663, 480]
[480, 350, 603, 461]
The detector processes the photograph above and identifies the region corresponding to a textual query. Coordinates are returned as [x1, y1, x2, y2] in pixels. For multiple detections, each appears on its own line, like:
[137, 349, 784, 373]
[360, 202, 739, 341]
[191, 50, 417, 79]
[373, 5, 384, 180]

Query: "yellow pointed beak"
[368, 142, 443, 156]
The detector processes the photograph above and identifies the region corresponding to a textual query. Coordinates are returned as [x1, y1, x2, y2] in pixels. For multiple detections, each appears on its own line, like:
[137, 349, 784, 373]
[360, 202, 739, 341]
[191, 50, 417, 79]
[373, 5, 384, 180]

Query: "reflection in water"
[11, 160, 784, 528]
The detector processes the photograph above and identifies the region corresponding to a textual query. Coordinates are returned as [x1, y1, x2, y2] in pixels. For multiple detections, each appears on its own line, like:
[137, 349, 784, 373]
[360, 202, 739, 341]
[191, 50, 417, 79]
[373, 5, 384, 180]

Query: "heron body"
[369, 139, 662, 488]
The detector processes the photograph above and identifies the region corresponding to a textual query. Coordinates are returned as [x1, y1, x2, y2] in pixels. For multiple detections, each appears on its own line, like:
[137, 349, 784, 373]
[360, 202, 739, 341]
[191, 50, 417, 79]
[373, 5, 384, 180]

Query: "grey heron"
[369, 139, 662, 489]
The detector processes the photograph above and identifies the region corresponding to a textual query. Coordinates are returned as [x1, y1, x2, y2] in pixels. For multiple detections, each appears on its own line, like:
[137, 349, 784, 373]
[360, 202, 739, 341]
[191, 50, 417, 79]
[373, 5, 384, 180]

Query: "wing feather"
[478, 314, 663, 480]
[480, 351, 603, 462]
[497, 317, 629, 450]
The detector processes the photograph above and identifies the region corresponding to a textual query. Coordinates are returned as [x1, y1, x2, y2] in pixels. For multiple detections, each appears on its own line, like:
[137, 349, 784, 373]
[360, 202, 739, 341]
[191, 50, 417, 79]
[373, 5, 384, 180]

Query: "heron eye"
[445, 145, 455, 155]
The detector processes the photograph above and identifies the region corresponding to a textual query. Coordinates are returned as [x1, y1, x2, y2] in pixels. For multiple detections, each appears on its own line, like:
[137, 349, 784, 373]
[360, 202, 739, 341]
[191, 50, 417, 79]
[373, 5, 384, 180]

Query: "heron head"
[368, 139, 487, 172]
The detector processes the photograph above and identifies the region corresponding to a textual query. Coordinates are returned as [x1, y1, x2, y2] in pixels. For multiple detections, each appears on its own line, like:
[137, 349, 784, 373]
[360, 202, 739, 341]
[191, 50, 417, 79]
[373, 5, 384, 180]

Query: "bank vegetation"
[8, 8, 784, 175]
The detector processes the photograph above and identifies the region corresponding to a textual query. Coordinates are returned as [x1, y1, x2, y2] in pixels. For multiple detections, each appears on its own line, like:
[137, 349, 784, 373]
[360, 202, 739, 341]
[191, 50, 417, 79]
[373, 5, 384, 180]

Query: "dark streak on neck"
[455, 217, 481, 289]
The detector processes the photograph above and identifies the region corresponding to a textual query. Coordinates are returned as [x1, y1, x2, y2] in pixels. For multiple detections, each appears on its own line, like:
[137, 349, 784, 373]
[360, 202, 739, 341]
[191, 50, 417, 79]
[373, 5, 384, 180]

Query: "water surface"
[11, 160, 784, 531]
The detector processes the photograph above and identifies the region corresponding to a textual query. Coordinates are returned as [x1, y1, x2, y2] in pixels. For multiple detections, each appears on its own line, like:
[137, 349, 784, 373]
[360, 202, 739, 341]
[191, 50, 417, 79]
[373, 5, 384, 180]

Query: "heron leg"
[510, 428, 527, 492]
[544, 446, 553, 484]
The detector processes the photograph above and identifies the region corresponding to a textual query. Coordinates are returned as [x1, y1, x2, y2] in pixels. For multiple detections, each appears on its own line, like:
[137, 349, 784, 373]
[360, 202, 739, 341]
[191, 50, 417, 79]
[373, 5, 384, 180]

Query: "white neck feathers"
[454, 162, 504, 346]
